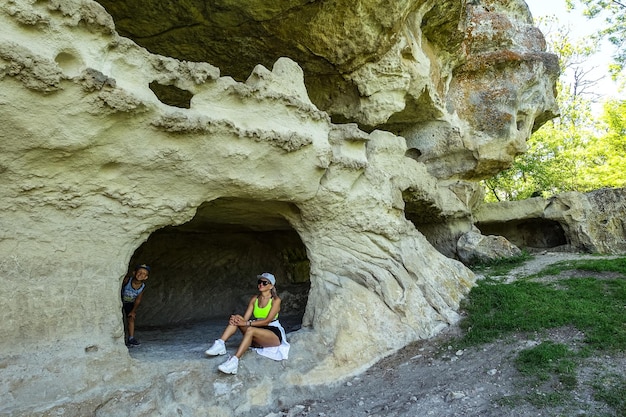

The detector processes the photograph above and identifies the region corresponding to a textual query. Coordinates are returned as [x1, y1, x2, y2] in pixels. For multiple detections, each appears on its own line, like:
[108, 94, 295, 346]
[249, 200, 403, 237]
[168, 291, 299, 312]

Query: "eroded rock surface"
[95, 0, 559, 181]
[475, 188, 626, 254]
[0, 0, 558, 415]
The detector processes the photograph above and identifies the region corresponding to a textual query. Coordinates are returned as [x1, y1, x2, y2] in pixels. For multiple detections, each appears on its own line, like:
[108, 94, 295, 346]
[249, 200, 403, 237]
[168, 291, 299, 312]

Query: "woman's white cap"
[257, 272, 275, 285]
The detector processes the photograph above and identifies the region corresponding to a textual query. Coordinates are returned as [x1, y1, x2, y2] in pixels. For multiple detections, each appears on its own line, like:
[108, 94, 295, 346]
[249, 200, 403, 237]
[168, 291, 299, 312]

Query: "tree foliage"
[584, 99, 626, 185]
[566, 0, 626, 76]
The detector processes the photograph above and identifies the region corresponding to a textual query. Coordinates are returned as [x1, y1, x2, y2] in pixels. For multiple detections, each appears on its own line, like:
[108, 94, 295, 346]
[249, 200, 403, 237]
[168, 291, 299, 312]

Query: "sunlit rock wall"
[95, 0, 558, 180]
[0, 0, 557, 415]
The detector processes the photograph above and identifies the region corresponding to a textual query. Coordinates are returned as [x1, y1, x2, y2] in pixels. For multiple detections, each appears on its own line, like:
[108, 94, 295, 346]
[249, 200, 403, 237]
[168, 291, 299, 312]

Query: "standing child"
[121, 264, 150, 347]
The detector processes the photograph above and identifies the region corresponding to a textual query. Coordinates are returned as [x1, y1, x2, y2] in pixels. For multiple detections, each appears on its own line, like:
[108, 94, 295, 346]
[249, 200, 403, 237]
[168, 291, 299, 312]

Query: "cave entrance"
[125, 198, 310, 358]
[476, 218, 568, 250]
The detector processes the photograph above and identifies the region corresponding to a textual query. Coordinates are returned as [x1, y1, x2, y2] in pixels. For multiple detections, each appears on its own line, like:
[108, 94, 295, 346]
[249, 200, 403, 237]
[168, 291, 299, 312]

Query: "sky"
[524, 0, 624, 103]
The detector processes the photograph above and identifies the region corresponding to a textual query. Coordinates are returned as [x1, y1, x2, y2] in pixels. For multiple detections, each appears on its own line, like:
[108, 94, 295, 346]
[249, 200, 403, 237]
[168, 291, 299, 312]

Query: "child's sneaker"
[127, 337, 141, 347]
[205, 339, 226, 356]
[218, 356, 239, 374]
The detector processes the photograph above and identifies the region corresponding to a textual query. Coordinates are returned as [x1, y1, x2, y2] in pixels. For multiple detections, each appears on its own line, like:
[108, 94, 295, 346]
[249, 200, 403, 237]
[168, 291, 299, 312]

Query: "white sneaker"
[218, 356, 239, 375]
[204, 339, 226, 356]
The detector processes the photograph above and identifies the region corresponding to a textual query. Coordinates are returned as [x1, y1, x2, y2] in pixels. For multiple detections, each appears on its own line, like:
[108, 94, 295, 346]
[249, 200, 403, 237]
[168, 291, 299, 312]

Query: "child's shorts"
[123, 302, 135, 316]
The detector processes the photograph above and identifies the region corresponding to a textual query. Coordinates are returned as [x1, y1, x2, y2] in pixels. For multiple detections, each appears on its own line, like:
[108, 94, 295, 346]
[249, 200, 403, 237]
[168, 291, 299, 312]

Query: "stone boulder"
[457, 228, 522, 265]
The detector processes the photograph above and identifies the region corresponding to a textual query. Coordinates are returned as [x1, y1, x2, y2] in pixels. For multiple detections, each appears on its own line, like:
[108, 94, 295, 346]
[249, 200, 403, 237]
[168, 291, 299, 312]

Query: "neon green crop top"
[253, 297, 278, 320]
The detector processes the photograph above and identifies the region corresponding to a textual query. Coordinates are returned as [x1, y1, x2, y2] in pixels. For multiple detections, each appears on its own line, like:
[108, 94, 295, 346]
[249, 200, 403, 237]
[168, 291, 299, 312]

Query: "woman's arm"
[230, 296, 256, 326]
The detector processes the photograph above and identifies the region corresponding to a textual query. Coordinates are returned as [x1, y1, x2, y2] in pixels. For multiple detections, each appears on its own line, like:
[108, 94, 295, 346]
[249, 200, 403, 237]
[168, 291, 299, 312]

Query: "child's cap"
[135, 264, 151, 273]
[256, 272, 275, 285]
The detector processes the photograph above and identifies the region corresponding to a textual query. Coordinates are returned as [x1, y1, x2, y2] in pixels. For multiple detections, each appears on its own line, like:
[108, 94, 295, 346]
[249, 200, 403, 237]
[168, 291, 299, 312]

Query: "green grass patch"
[525, 391, 572, 408]
[458, 256, 626, 415]
[496, 390, 572, 409]
[592, 373, 626, 415]
[459, 276, 626, 349]
[515, 341, 578, 389]
[530, 256, 626, 279]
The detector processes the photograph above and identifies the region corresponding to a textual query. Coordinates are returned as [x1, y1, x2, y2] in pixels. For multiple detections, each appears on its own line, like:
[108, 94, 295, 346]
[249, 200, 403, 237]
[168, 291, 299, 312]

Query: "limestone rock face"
[95, 0, 559, 180]
[475, 188, 626, 254]
[0, 0, 557, 415]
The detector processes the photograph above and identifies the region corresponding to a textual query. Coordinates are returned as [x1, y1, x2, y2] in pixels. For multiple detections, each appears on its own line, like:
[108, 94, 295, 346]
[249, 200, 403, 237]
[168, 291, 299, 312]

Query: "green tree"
[581, 99, 626, 187]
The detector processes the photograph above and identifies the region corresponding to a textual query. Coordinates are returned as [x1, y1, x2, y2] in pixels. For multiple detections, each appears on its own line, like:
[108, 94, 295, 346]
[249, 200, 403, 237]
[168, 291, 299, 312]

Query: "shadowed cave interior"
[124, 198, 311, 358]
[477, 218, 568, 250]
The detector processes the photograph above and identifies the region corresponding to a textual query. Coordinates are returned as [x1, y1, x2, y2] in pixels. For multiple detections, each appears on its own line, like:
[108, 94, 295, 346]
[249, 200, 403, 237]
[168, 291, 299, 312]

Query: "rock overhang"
[94, 0, 559, 171]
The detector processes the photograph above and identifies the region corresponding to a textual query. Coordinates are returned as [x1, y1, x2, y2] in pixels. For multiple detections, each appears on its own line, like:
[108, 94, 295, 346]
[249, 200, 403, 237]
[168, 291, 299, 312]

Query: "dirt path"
[270, 252, 625, 417]
[481, 251, 620, 283]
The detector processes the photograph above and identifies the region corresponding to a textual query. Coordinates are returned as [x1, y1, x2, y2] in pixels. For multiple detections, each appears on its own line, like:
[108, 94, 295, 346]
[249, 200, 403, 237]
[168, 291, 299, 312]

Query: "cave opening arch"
[126, 198, 311, 342]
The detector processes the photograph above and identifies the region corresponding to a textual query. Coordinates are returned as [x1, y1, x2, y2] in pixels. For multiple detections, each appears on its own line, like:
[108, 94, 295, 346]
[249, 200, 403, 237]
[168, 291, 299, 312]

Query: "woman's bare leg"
[234, 328, 280, 358]
[219, 323, 243, 342]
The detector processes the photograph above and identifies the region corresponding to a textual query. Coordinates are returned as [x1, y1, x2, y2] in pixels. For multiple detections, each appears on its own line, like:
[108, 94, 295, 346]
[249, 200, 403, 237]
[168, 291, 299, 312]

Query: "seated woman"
[205, 272, 290, 374]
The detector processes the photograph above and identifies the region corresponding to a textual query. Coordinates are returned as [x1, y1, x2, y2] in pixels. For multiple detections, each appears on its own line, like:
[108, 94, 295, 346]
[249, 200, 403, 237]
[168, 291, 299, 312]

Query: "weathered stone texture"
[95, 0, 559, 180]
[0, 0, 559, 415]
[475, 188, 626, 254]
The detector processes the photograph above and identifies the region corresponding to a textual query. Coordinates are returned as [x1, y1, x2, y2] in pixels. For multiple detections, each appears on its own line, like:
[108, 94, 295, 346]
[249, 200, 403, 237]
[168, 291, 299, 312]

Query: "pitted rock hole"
[125, 198, 310, 356]
[54, 51, 83, 78]
[405, 147, 422, 161]
[149, 81, 194, 108]
[477, 218, 567, 250]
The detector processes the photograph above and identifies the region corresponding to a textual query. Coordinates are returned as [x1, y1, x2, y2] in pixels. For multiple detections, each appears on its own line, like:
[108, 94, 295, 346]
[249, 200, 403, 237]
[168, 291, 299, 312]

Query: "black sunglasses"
[257, 280, 270, 286]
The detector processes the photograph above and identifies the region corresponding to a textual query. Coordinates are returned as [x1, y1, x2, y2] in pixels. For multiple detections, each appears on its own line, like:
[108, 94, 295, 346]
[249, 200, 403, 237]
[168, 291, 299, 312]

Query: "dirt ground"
[269, 252, 626, 417]
[132, 252, 625, 417]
